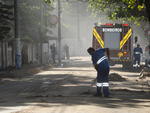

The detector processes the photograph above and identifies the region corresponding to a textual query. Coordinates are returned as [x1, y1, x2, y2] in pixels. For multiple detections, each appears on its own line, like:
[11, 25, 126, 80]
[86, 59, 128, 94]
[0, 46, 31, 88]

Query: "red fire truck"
[92, 23, 133, 68]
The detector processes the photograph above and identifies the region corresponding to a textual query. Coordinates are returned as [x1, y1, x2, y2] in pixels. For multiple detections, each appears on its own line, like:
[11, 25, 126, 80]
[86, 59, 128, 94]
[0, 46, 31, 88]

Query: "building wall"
[7, 46, 13, 66]
[0, 43, 2, 70]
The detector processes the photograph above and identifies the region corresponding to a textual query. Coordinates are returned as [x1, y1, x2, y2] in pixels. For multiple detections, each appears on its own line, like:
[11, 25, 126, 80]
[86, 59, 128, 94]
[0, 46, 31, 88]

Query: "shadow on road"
[0, 58, 150, 111]
[0, 73, 150, 110]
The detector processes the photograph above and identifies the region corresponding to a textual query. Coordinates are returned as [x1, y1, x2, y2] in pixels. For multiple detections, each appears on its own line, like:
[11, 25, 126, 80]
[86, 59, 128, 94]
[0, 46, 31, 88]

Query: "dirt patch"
[109, 73, 126, 82]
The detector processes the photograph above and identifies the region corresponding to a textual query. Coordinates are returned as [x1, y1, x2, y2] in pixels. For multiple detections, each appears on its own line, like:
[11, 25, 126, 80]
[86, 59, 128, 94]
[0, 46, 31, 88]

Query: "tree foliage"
[43, 0, 54, 5]
[43, 0, 150, 24]
[18, 0, 55, 43]
[0, 2, 14, 40]
[88, 0, 150, 24]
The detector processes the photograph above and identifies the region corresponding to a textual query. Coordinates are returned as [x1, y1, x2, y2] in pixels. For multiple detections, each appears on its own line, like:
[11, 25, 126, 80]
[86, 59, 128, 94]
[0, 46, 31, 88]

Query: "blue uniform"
[133, 47, 143, 66]
[91, 48, 110, 97]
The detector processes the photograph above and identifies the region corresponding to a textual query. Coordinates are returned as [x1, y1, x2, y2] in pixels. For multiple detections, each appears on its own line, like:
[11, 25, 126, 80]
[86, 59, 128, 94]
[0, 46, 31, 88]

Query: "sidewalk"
[0, 64, 53, 80]
[0, 58, 70, 80]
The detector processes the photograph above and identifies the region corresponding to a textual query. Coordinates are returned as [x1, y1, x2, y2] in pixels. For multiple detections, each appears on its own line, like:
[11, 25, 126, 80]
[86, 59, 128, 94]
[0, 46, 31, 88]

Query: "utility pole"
[14, 0, 22, 69]
[39, 1, 44, 64]
[14, 0, 16, 68]
[77, 1, 80, 40]
[57, 0, 62, 65]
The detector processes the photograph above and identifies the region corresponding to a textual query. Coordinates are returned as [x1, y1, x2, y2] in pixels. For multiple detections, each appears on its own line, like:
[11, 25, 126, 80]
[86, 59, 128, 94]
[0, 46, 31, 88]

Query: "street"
[0, 57, 150, 113]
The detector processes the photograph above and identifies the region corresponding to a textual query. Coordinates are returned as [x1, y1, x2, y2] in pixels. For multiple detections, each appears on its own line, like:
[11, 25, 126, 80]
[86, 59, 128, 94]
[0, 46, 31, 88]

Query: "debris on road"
[109, 73, 126, 81]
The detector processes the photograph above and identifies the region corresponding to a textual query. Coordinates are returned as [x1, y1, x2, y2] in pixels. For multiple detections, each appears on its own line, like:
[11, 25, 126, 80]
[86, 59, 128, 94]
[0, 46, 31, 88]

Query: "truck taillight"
[105, 23, 113, 26]
[122, 24, 129, 26]
[101, 23, 113, 26]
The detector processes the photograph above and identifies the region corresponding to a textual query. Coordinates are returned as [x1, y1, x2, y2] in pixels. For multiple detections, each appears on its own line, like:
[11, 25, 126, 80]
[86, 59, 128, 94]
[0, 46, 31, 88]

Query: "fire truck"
[92, 23, 133, 68]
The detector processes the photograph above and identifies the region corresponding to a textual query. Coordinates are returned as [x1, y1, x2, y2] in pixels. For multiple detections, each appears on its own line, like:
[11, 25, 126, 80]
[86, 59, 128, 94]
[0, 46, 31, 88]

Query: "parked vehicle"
[92, 23, 133, 68]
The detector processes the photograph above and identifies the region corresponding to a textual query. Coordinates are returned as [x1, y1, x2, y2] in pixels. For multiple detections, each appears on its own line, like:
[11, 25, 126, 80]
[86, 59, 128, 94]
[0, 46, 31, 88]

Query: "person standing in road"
[87, 47, 110, 97]
[133, 44, 143, 68]
[64, 44, 70, 60]
[50, 43, 56, 64]
[144, 45, 150, 67]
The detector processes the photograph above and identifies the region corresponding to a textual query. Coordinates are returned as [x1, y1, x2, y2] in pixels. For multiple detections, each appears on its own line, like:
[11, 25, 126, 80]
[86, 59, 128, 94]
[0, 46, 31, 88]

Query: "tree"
[43, 0, 54, 5]
[43, 0, 150, 24]
[0, 2, 14, 40]
[88, 0, 150, 24]
[18, 0, 54, 43]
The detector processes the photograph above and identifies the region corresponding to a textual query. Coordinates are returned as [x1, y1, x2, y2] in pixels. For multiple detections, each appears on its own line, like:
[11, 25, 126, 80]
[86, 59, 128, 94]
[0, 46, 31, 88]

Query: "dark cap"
[87, 47, 95, 55]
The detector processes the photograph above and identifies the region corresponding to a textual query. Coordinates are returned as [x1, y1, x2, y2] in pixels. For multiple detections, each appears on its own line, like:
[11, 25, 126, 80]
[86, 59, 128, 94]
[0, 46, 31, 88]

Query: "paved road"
[0, 57, 150, 113]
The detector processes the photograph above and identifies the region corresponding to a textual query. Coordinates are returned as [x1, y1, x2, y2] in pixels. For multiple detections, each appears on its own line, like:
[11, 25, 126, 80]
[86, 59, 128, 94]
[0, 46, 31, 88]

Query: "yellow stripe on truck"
[120, 28, 132, 49]
[93, 28, 104, 48]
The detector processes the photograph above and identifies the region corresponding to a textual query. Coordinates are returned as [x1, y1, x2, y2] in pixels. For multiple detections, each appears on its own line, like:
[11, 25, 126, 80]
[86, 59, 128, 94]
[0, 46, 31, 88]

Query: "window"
[104, 32, 120, 50]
